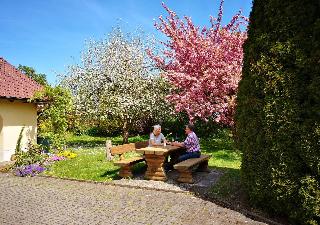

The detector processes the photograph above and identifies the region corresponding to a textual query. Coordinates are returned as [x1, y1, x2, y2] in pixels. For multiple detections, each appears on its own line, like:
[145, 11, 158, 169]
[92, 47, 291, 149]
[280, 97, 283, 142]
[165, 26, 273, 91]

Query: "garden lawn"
[44, 147, 119, 181]
[201, 129, 241, 169]
[45, 135, 148, 181]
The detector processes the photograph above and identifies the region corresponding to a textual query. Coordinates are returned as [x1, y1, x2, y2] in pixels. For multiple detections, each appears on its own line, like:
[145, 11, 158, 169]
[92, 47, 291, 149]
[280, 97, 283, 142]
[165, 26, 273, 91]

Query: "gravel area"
[0, 173, 267, 225]
[111, 169, 224, 194]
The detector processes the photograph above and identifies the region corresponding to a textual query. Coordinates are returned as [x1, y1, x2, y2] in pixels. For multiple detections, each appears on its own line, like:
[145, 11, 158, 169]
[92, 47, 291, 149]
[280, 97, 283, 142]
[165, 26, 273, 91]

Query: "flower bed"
[13, 150, 77, 177]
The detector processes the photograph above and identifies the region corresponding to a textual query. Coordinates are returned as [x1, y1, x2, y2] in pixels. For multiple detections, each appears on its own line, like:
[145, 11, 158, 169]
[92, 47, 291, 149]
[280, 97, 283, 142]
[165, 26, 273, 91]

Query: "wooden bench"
[173, 154, 211, 183]
[110, 141, 148, 178]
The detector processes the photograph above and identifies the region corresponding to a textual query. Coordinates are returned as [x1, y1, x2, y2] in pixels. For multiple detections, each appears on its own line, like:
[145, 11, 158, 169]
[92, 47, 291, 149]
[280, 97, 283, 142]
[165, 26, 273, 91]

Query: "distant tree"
[18, 65, 48, 86]
[61, 27, 172, 143]
[148, 0, 247, 125]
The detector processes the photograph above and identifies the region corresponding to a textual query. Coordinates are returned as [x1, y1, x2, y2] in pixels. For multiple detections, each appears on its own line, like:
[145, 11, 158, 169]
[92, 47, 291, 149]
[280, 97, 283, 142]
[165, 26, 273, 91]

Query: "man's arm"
[173, 135, 192, 148]
[171, 141, 185, 147]
[175, 142, 184, 147]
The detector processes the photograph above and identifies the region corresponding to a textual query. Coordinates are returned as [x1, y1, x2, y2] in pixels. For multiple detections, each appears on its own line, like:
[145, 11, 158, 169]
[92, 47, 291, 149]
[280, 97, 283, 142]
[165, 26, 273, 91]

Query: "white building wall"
[0, 99, 37, 162]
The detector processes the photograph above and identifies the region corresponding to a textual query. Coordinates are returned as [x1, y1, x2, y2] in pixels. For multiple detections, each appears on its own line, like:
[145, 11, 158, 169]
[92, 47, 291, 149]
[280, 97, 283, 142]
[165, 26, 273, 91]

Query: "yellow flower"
[57, 150, 77, 159]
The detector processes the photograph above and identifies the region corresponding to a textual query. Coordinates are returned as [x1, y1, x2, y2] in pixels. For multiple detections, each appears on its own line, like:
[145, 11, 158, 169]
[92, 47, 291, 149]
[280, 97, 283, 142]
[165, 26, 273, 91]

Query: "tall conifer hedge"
[235, 0, 320, 224]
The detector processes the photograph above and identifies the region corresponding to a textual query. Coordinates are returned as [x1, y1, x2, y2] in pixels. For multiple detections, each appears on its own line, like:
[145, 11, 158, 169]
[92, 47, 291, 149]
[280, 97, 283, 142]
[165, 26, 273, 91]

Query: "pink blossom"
[149, 1, 247, 125]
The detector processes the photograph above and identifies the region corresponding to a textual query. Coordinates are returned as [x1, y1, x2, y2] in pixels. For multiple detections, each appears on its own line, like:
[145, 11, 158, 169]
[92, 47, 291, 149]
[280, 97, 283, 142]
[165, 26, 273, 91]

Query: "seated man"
[170, 124, 201, 162]
[149, 124, 166, 147]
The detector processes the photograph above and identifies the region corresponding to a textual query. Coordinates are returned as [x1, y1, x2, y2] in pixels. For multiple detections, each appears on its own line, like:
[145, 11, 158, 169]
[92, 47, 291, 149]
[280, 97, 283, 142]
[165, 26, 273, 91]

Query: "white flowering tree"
[61, 27, 172, 143]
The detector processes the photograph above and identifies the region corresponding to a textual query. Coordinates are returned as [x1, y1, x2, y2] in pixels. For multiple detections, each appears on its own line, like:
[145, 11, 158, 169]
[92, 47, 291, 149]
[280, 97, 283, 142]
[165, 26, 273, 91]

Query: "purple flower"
[14, 164, 46, 177]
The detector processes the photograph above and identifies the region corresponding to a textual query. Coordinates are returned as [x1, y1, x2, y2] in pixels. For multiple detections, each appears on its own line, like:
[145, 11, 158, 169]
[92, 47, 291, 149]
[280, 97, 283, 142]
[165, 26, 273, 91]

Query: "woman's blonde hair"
[153, 124, 161, 131]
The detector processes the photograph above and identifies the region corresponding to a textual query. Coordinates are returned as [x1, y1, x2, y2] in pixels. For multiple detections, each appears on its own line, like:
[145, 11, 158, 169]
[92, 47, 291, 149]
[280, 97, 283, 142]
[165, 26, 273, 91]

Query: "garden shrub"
[65, 134, 106, 147]
[161, 112, 222, 141]
[85, 125, 122, 137]
[235, 0, 320, 224]
[31, 86, 73, 151]
[14, 143, 46, 167]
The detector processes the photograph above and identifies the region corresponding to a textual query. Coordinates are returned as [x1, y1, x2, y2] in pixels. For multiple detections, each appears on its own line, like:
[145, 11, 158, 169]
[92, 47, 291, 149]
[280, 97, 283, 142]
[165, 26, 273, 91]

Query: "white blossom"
[61, 27, 172, 140]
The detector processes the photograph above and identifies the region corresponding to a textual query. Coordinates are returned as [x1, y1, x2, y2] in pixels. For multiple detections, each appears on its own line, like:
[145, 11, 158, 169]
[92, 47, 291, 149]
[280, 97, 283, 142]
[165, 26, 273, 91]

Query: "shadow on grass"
[199, 131, 242, 170]
[207, 167, 245, 203]
[132, 162, 147, 175]
[197, 132, 246, 208]
[101, 162, 147, 180]
[100, 168, 120, 179]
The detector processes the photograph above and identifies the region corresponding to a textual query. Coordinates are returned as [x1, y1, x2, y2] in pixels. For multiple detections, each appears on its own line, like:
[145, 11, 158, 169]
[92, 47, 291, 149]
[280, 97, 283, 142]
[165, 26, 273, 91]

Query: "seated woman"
[149, 125, 166, 147]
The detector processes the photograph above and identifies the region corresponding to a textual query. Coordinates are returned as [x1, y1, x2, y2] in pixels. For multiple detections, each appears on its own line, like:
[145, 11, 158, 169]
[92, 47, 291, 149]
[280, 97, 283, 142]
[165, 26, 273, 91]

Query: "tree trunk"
[122, 120, 129, 144]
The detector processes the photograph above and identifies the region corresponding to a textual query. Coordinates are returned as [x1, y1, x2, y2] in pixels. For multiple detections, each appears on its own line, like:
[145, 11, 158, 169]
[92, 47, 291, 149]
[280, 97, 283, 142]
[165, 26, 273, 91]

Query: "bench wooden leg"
[197, 160, 210, 172]
[177, 169, 194, 183]
[118, 165, 133, 178]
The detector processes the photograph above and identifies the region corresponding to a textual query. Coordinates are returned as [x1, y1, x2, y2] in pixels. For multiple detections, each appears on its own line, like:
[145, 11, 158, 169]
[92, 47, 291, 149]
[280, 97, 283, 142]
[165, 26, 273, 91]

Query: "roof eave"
[0, 96, 44, 103]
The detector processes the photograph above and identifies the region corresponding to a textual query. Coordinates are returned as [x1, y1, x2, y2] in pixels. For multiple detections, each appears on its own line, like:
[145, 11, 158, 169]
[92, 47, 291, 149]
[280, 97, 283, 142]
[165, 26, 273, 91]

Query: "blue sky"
[0, 0, 252, 85]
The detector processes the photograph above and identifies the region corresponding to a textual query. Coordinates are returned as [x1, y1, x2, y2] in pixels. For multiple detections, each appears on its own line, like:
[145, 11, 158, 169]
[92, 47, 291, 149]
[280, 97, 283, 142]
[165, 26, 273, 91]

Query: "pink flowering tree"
[148, 0, 247, 126]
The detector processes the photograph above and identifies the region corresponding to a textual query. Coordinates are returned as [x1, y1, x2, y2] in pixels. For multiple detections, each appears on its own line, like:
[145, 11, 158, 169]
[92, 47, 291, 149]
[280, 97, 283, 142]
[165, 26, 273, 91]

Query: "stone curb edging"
[38, 174, 285, 225]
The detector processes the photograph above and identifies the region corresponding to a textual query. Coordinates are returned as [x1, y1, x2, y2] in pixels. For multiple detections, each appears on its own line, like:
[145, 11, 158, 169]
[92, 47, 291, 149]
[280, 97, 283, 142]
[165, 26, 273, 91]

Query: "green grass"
[44, 147, 119, 181]
[44, 146, 146, 181]
[201, 129, 242, 169]
[46, 134, 148, 181]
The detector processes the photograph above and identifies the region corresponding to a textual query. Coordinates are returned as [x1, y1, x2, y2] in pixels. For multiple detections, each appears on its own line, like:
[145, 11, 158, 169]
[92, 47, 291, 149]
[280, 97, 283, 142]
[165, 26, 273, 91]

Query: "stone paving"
[0, 173, 266, 225]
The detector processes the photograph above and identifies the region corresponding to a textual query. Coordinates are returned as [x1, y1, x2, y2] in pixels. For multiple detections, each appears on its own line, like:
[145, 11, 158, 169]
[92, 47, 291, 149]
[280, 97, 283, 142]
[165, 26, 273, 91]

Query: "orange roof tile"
[0, 57, 42, 99]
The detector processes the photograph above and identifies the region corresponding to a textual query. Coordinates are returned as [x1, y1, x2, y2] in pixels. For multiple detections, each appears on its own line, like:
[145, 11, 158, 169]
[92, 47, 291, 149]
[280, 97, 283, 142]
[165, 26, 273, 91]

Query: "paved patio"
[0, 173, 266, 225]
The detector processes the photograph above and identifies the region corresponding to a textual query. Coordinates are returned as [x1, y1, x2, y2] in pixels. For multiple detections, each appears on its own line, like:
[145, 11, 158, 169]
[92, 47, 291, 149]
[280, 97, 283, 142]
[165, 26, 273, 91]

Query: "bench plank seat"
[174, 154, 211, 183]
[174, 155, 210, 169]
[113, 156, 145, 166]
